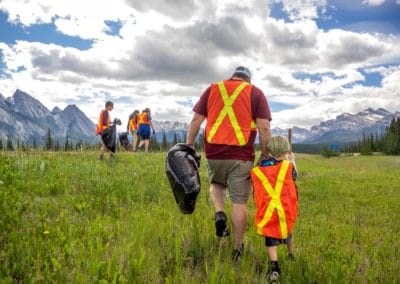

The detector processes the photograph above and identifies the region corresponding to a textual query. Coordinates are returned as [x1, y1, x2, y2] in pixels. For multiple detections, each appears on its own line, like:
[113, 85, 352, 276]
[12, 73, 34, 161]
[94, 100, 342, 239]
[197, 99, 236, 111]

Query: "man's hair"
[105, 101, 114, 107]
[267, 135, 291, 160]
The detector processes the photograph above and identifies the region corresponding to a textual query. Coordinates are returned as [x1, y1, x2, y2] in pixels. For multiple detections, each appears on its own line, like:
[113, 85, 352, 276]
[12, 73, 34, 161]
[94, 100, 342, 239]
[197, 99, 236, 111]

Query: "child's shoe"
[267, 271, 280, 283]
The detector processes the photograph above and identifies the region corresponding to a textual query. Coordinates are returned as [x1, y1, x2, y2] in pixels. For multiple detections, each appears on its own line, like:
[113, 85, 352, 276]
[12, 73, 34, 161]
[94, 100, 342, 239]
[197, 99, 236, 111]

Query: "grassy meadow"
[0, 150, 399, 283]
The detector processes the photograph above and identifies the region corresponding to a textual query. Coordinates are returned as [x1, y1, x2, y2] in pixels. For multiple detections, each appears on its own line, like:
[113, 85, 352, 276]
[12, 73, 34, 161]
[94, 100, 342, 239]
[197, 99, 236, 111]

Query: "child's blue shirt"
[259, 157, 298, 180]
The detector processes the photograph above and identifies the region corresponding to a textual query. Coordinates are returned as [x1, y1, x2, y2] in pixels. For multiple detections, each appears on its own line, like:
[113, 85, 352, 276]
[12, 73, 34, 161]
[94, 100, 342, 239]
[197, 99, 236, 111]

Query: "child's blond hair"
[267, 135, 291, 161]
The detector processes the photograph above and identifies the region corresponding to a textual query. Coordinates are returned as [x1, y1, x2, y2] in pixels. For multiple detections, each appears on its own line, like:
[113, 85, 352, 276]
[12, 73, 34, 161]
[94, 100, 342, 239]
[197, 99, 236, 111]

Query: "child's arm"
[286, 152, 298, 180]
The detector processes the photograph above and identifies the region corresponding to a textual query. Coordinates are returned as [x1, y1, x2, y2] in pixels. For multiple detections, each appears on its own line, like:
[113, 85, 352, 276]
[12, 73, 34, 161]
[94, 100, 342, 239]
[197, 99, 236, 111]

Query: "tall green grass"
[1, 151, 399, 283]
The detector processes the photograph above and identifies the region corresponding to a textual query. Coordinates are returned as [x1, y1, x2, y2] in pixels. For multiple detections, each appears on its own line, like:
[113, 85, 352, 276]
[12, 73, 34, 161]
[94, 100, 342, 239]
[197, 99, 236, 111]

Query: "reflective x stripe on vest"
[207, 81, 255, 146]
[252, 160, 290, 238]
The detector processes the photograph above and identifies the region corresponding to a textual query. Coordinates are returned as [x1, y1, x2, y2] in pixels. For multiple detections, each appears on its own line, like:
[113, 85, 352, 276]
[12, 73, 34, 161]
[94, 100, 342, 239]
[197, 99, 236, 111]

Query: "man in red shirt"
[186, 66, 272, 261]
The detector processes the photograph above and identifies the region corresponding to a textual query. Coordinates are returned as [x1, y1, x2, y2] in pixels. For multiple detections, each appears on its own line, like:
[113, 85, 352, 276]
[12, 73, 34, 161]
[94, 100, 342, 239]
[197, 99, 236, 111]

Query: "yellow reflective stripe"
[251, 120, 256, 128]
[207, 81, 249, 145]
[253, 160, 290, 238]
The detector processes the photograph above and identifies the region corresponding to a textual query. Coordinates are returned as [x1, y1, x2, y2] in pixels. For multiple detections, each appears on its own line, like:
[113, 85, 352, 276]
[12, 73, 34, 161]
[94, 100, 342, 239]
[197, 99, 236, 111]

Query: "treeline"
[0, 128, 98, 152]
[0, 129, 204, 152]
[150, 131, 204, 152]
[344, 117, 400, 155]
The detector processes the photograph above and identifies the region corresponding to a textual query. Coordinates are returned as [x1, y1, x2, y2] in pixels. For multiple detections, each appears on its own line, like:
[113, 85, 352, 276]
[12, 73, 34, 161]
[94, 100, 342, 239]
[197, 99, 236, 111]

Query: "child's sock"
[270, 261, 280, 273]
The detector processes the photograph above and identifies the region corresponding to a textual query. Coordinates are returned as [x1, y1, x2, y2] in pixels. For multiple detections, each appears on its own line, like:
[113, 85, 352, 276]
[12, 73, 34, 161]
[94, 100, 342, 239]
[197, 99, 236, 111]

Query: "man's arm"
[256, 118, 271, 157]
[186, 113, 206, 146]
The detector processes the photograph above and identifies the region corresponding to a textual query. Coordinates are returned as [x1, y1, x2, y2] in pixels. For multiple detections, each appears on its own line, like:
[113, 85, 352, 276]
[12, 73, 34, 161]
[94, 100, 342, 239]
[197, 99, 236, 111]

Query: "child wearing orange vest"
[250, 135, 298, 283]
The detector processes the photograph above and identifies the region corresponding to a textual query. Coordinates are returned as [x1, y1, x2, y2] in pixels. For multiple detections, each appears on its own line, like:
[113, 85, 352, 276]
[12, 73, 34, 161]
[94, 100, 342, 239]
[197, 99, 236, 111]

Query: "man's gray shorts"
[206, 159, 253, 204]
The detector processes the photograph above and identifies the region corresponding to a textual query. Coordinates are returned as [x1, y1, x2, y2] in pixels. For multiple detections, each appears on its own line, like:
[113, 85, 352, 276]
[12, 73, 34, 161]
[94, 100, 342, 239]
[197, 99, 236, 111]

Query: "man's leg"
[210, 183, 226, 212]
[227, 160, 253, 249]
[231, 203, 248, 250]
[210, 183, 230, 237]
[144, 139, 150, 152]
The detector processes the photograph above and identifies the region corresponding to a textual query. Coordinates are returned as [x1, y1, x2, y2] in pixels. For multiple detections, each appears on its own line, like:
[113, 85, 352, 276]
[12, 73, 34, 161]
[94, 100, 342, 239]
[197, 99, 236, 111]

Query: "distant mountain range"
[278, 107, 400, 143]
[0, 89, 96, 144]
[1, 89, 399, 145]
[154, 108, 400, 144]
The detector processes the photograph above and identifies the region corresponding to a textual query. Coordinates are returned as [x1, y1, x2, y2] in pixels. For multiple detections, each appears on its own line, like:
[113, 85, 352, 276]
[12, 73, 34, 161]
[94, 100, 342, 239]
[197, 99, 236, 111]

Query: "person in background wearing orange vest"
[186, 66, 272, 261]
[137, 107, 156, 152]
[127, 110, 140, 152]
[250, 135, 298, 283]
[96, 101, 114, 159]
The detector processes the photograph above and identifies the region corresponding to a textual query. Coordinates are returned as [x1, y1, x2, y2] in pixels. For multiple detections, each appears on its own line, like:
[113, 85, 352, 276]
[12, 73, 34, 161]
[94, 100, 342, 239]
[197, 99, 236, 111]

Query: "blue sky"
[0, 0, 399, 130]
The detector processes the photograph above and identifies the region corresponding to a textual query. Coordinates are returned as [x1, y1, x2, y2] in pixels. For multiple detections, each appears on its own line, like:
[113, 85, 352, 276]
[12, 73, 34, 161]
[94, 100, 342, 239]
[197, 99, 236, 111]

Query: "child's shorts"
[265, 234, 293, 247]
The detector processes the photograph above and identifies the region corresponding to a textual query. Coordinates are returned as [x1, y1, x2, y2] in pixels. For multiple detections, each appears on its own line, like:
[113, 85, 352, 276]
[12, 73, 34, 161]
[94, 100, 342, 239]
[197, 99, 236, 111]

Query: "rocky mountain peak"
[8, 89, 51, 118]
[52, 106, 62, 114]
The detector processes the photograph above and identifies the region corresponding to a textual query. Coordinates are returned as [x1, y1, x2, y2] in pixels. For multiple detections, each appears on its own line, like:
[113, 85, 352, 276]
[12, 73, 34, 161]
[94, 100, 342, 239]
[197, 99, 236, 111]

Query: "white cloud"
[0, 0, 399, 132]
[270, 0, 328, 21]
[362, 0, 386, 6]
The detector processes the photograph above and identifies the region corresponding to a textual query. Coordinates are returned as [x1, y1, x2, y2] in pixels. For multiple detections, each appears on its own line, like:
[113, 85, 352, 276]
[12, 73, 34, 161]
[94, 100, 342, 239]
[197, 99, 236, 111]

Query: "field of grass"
[1, 150, 399, 283]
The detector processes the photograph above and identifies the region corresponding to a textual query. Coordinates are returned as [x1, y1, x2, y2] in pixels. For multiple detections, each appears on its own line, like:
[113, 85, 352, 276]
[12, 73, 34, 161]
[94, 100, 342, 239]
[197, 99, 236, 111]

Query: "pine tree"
[45, 128, 53, 150]
[162, 131, 168, 151]
[64, 133, 70, 151]
[32, 138, 37, 150]
[55, 139, 60, 151]
[149, 135, 159, 151]
[0, 139, 3, 150]
[6, 136, 14, 151]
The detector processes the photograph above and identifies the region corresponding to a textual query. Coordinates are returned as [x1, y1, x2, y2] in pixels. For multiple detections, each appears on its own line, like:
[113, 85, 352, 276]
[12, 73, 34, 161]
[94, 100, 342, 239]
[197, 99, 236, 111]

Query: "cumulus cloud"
[0, 0, 399, 130]
[362, 0, 386, 6]
[269, 0, 328, 21]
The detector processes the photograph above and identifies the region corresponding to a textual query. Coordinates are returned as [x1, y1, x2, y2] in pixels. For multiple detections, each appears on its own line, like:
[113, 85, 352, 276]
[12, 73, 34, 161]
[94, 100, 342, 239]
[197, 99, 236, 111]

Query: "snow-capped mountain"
[152, 120, 189, 142]
[0, 89, 96, 144]
[305, 107, 400, 143]
[152, 108, 399, 144]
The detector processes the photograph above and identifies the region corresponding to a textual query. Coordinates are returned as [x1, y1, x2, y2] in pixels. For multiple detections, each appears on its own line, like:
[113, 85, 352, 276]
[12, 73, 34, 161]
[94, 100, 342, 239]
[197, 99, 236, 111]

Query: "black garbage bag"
[166, 143, 201, 214]
[101, 125, 116, 153]
[119, 132, 130, 150]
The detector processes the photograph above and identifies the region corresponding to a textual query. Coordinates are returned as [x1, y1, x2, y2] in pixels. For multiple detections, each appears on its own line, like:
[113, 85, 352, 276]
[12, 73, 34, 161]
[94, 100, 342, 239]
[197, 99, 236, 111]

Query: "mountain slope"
[0, 89, 97, 144]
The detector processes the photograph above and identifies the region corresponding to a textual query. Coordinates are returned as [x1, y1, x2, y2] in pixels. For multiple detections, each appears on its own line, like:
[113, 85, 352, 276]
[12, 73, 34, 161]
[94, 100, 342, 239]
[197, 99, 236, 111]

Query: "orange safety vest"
[96, 109, 111, 136]
[250, 160, 298, 239]
[205, 80, 256, 146]
[129, 116, 138, 132]
[138, 112, 150, 125]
